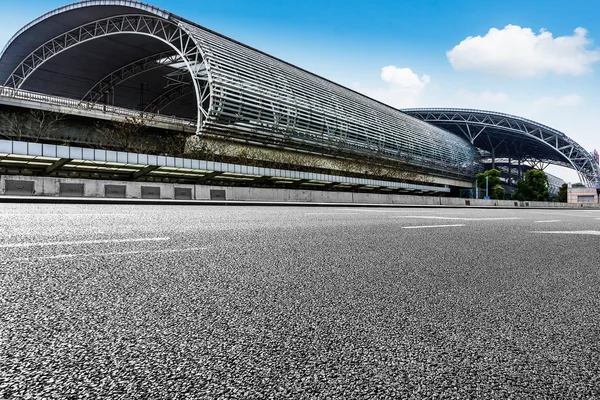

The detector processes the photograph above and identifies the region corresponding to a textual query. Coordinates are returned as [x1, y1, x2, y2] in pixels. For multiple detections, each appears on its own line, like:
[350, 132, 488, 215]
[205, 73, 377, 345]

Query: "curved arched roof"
[2, 1, 597, 186]
[402, 108, 600, 185]
[0, 1, 170, 55]
[0, 0, 207, 131]
[0, 1, 169, 83]
[0, 0, 481, 182]
[0, 0, 326, 129]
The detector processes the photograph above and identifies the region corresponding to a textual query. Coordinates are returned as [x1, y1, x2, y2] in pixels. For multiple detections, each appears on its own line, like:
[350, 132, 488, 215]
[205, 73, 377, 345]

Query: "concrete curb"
[0, 195, 583, 210]
[3, 176, 597, 209]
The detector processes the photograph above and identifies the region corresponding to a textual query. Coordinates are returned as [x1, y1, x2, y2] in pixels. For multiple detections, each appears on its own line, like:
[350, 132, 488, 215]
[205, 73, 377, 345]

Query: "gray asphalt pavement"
[1, 204, 599, 399]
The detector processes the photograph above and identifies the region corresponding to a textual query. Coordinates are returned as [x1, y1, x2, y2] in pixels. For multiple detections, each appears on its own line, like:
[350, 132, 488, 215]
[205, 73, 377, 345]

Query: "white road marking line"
[534, 220, 561, 223]
[0, 214, 132, 216]
[530, 212, 593, 218]
[403, 224, 465, 229]
[561, 210, 600, 213]
[533, 231, 600, 235]
[0, 237, 170, 248]
[5, 247, 206, 262]
[338, 209, 464, 214]
[392, 216, 520, 221]
[305, 212, 360, 215]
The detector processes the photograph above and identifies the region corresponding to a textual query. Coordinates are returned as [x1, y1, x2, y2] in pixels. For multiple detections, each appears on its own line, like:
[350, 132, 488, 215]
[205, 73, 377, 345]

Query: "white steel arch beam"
[403, 108, 600, 186]
[0, 0, 171, 58]
[0, 1, 484, 182]
[80, 51, 181, 105]
[174, 22, 482, 181]
[4, 14, 212, 134]
[143, 83, 195, 114]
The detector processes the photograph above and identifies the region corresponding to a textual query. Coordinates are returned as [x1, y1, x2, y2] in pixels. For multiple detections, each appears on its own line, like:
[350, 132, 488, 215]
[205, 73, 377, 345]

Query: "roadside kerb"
[1, 175, 597, 209]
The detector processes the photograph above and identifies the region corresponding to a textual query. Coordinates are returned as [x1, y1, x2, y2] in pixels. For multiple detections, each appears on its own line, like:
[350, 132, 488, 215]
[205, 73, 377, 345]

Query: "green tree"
[512, 169, 550, 201]
[491, 184, 505, 200]
[557, 183, 568, 203]
[476, 169, 501, 197]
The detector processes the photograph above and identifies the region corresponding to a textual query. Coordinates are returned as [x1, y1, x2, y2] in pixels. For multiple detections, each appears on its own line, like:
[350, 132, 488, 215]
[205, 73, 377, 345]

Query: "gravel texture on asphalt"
[1, 204, 599, 399]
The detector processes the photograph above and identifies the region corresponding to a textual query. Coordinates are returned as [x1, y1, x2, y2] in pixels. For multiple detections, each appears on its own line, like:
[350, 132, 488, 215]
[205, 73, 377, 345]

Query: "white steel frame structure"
[80, 51, 182, 105]
[3, 12, 211, 133]
[3, 1, 597, 186]
[0, 0, 481, 183]
[144, 84, 196, 114]
[179, 22, 480, 178]
[403, 108, 600, 186]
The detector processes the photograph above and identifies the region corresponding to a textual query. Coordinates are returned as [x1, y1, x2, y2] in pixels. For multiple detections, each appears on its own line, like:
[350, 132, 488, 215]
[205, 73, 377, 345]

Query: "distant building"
[568, 185, 599, 204]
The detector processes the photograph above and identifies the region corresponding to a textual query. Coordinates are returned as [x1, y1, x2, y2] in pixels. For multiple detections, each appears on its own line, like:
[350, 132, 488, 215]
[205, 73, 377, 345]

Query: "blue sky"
[2, 0, 600, 182]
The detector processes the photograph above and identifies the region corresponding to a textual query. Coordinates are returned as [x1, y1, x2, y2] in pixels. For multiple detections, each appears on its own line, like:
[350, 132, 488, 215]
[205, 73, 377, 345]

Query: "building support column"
[508, 157, 512, 185]
[518, 159, 522, 180]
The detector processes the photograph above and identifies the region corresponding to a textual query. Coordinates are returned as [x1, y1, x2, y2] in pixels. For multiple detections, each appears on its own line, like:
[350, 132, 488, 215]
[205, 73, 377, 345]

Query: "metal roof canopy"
[5, 2, 596, 186]
[0, 1, 207, 131]
[0, 0, 481, 182]
[403, 108, 600, 186]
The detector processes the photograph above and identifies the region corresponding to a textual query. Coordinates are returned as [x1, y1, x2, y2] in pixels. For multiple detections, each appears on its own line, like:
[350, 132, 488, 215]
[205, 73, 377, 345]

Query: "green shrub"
[491, 185, 505, 200]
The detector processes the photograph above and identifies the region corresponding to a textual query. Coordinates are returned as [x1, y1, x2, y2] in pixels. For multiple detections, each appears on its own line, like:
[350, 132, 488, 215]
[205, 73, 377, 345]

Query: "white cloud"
[533, 94, 582, 107]
[457, 89, 509, 103]
[354, 66, 430, 108]
[380, 66, 430, 89]
[447, 25, 600, 77]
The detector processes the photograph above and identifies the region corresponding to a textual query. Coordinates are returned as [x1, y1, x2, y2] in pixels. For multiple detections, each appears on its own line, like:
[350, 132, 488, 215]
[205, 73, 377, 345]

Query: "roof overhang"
[403, 108, 600, 186]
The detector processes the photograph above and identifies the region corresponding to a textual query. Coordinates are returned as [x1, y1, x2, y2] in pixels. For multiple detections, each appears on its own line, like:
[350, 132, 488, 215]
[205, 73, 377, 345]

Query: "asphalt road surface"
[1, 204, 599, 399]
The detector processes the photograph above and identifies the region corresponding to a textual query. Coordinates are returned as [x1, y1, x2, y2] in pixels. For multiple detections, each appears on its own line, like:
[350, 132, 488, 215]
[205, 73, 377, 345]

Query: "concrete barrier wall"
[2, 175, 598, 208]
[0, 176, 195, 200]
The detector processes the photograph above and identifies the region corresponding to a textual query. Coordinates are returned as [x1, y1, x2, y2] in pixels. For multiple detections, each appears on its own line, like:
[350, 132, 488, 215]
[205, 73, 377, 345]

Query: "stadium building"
[0, 0, 598, 200]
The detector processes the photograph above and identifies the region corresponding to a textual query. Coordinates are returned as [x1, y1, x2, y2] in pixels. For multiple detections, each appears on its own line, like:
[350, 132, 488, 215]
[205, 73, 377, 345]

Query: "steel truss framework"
[2, 1, 597, 185]
[177, 22, 480, 179]
[144, 84, 195, 114]
[82, 53, 207, 114]
[9, 1, 567, 182]
[0, 1, 482, 181]
[3, 13, 211, 132]
[403, 108, 600, 186]
[80, 51, 181, 105]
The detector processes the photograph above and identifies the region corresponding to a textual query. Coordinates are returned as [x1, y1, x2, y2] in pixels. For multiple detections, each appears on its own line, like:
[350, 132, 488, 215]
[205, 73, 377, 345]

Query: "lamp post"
[486, 176, 489, 199]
